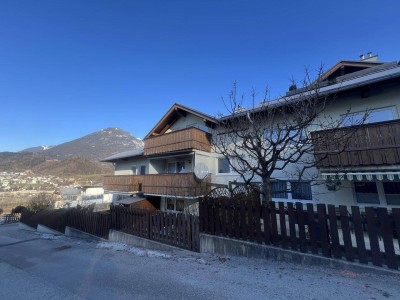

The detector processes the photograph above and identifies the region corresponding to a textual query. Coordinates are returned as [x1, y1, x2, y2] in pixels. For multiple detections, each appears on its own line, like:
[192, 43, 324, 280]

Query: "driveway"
[0, 223, 399, 300]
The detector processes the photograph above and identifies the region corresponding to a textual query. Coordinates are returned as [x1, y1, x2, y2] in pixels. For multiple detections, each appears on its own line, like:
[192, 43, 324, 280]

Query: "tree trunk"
[260, 177, 272, 205]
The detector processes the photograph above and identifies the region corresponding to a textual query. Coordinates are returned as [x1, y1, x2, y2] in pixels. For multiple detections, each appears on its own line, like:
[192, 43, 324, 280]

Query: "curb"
[200, 234, 400, 277]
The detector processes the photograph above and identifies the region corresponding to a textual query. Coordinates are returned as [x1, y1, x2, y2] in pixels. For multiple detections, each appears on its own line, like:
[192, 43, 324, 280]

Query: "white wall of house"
[114, 157, 148, 175]
[316, 85, 400, 125]
[166, 114, 207, 132]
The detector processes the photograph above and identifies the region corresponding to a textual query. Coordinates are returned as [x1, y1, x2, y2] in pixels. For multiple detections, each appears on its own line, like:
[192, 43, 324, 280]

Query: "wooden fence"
[199, 197, 400, 270]
[110, 206, 200, 252]
[66, 210, 110, 239]
[0, 213, 21, 224]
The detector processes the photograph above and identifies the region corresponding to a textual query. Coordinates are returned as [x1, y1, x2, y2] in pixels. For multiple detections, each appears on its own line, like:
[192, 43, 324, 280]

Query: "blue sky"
[1, 0, 399, 152]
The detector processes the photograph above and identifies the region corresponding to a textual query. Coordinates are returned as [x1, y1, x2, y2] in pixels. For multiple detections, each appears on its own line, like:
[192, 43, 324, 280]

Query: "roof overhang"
[144, 103, 218, 139]
[113, 195, 147, 205]
[100, 147, 144, 162]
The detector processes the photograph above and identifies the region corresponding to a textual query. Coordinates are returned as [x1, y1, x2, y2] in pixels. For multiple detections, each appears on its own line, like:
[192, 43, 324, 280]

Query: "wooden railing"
[103, 173, 211, 197]
[144, 127, 211, 156]
[312, 119, 400, 168]
[103, 175, 145, 192]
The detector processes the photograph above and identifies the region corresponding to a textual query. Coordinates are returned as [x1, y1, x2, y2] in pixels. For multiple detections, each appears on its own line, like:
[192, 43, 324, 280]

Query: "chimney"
[361, 52, 378, 62]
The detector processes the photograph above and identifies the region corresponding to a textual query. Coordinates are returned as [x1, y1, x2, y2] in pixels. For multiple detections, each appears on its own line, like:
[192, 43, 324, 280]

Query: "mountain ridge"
[20, 127, 143, 161]
[1, 127, 143, 177]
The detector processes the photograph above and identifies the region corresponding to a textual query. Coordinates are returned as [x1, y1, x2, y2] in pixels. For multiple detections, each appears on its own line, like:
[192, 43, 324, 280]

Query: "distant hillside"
[0, 153, 113, 176]
[0, 152, 46, 171]
[21, 128, 144, 161]
[1, 127, 142, 177]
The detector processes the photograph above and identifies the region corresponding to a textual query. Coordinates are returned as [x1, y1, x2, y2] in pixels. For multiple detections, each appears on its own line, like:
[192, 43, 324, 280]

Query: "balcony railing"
[144, 127, 211, 156]
[311, 119, 400, 168]
[103, 173, 211, 197]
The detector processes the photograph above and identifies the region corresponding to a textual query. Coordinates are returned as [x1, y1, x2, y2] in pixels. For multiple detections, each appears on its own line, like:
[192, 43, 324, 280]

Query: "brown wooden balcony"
[144, 127, 211, 156]
[103, 173, 211, 197]
[311, 119, 400, 168]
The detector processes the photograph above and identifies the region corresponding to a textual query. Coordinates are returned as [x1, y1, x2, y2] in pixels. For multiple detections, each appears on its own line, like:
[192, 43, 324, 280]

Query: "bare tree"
[213, 69, 368, 204]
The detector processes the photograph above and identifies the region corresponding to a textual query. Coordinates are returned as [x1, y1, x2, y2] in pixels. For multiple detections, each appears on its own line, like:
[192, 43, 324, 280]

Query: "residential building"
[103, 55, 400, 209]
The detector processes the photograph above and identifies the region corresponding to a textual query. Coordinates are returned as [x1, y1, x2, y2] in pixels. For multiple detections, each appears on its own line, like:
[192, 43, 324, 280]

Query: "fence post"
[147, 210, 151, 239]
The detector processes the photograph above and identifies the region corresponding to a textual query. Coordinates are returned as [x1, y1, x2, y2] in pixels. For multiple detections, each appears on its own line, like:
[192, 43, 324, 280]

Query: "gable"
[144, 103, 218, 139]
[319, 60, 383, 82]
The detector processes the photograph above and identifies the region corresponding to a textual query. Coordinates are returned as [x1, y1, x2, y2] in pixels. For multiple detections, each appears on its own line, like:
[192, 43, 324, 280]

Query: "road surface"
[0, 223, 399, 299]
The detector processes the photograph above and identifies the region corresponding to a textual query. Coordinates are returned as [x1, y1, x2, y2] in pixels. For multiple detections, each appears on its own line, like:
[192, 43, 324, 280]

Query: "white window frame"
[164, 197, 185, 212]
[353, 181, 400, 207]
[131, 165, 137, 175]
[216, 157, 237, 176]
[341, 106, 397, 126]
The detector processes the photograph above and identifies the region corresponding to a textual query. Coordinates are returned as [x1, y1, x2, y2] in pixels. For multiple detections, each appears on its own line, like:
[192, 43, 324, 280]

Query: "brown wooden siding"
[104, 173, 211, 197]
[312, 119, 400, 168]
[144, 127, 211, 156]
[103, 175, 145, 192]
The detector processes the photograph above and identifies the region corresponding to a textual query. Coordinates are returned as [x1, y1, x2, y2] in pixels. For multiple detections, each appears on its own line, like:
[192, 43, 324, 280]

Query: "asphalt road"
[1, 223, 399, 300]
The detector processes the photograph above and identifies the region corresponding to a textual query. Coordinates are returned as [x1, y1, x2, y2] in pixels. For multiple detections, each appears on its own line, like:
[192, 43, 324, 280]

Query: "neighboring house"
[57, 186, 111, 209]
[103, 55, 400, 209]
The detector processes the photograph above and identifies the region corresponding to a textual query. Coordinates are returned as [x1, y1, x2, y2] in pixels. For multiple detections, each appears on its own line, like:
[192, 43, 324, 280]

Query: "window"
[342, 107, 395, 126]
[167, 162, 185, 173]
[383, 182, 400, 205]
[271, 181, 288, 199]
[131, 166, 137, 175]
[290, 182, 312, 200]
[167, 163, 176, 174]
[166, 198, 175, 210]
[354, 182, 380, 204]
[218, 158, 231, 174]
[177, 162, 186, 173]
[140, 165, 146, 175]
[165, 197, 185, 212]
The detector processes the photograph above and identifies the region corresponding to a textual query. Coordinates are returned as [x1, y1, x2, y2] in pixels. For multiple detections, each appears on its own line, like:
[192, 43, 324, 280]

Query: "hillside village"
[0, 171, 65, 192]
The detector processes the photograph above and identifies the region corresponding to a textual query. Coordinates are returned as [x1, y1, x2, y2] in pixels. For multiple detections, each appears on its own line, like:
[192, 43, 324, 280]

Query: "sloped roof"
[100, 146, 144, 162]
[144, 103, 218, 139]
[319, 60, 383, 82]
[222, 61, 400, 120]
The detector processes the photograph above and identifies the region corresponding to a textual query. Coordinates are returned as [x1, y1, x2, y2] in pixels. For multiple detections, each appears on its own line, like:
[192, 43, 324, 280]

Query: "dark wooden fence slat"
[327, 205, 341, 259]
[279, 202, 288, 249]
[287, 203, 297, 251]
[254, 200, 262, 245]
[209, 200, 215, 235]
[296, 203, 307, 253]
[270, 202, 279, 247]
[317, 204, 331, 258]
[339, 205, 354, 262]
[307, 203, 318, 255]
[233, 197, 240, 239]
[262, 205, 271, 245]
[365, 207, 383, 267]
[215, 198, 221, 236]
[393, 208, 400, 252]
[240, 199, 247, 240]
[248, 199, 255, 242]
[377, 208, 398, 270]
[351, 206, 368, 264]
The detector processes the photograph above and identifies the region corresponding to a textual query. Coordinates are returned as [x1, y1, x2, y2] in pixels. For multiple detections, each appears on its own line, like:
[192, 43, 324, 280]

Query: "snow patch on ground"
[96, 241, 172, 259]
[38, 233, 63, 240]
